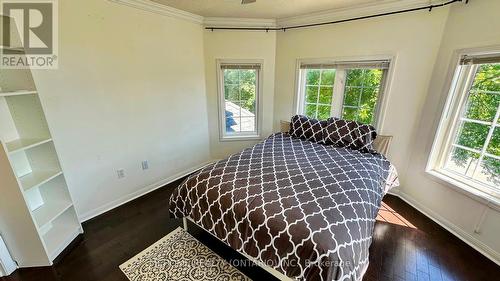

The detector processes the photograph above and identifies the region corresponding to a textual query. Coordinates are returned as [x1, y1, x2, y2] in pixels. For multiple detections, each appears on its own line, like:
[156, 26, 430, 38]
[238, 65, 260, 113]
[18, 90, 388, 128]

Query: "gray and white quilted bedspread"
[169, 133, 399, 281]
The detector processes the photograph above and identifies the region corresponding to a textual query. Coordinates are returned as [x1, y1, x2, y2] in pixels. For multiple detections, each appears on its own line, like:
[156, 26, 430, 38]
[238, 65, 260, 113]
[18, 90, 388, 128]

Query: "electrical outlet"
[117, 169, 125, 179]
[142, 160, 149, 170]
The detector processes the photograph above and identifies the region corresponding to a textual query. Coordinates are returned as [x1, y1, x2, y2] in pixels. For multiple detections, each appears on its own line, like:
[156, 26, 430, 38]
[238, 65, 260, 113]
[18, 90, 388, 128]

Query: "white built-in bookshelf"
[0, 16, 82, 267]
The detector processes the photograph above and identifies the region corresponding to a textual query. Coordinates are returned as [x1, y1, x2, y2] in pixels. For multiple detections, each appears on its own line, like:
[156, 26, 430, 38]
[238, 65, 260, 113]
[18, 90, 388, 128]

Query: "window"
[429, 52, 500, 198]
[217, 60, 262, 140]
[297, 60, 390, 126]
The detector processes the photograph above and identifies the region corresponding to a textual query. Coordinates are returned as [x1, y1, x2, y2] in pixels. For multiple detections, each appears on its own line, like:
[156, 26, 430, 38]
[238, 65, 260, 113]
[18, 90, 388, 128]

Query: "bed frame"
[181, 121, 391, 281]
[183, 217, 295, 281]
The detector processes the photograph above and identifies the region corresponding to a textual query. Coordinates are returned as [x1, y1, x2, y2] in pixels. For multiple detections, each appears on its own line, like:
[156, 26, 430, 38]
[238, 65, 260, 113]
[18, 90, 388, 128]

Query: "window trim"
[216, 59, 264, 141]
[293, 55, 395, 130]
[427, 46, 500, 204]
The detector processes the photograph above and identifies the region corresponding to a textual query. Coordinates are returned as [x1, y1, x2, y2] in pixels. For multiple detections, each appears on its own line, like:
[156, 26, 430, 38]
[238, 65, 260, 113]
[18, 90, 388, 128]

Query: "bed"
[169, 125, 398, 281]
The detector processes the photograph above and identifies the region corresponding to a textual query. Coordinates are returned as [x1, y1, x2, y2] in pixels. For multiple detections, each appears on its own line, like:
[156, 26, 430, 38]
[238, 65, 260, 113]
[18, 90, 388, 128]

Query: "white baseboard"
[391, 191, 500, 266]
[387, 187, 400, 197]
[78, 160, 215, 222]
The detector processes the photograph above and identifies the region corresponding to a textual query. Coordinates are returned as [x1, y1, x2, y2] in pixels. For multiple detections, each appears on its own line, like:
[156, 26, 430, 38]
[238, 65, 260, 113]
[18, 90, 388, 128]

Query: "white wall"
[204, 31, 276, 159]
[273, 8, 449, 187]
[30, 0, 211, 220]
[404, 0, 500, 263]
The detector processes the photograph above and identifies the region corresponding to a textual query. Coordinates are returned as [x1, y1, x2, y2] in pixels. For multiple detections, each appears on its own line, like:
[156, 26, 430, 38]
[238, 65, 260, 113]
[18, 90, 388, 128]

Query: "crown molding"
[277, 0, 444, 27]
[108, 0, 204, 24]
[203, 17, 276, 28]
[108, 0, 448, 28]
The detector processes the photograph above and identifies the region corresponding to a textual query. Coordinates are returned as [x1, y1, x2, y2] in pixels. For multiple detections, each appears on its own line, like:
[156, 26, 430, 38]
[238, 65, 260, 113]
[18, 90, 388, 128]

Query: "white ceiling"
[151, 0, 397, 19]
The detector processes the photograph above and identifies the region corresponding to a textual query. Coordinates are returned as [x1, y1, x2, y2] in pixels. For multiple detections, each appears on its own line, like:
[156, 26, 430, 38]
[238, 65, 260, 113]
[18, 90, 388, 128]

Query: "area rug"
[120, 227, 251, 281]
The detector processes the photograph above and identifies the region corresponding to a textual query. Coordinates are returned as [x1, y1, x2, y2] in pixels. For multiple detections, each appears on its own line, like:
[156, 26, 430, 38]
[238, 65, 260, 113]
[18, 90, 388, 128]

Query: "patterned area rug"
[120, 227, 251, 281]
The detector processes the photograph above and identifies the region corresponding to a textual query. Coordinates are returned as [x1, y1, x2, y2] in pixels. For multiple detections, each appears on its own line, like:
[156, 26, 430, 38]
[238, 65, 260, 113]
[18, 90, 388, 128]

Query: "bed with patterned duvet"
[169, 116, 399, 281]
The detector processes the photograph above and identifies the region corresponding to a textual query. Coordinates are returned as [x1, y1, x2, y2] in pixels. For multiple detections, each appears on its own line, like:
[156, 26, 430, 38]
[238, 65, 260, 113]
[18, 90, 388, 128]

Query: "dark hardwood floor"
[1, 179, 499, 281]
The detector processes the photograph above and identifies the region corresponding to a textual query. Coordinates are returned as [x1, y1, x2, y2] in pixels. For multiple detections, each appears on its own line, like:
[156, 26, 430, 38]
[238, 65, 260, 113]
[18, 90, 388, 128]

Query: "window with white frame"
[218, 61, 262, 140]
[429, 53, 500, 197]
[297, 60, 390, 126]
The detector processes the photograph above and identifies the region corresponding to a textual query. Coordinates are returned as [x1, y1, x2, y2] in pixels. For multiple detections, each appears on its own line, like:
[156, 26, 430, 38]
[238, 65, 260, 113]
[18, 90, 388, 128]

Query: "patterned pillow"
[323, 118, 377, 153]
[289, 115, 328, 143]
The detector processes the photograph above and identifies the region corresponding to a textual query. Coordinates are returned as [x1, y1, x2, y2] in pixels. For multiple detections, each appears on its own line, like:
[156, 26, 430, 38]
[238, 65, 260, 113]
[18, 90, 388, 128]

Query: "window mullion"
[331, 69, 345, 118]
[222, 69, 227, 138]
[238, 70, 242, 132]
[470, 89, 500, 95]
[315, 70, 323, 119]
[485, 152, 500, 161]
[451, 143, 482, 154]
[298, 70, 306, 115]
[459, 117, 493, 126]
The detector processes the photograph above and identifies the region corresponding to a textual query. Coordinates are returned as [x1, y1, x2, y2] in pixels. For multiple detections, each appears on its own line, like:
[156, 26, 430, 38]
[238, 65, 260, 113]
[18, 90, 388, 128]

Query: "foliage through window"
[298, 60, 389, 126]
[444, 62, 500, 189]
[343, 69, 383, 124]
[218, 61, 261, 139]
[304, 69, 335, 120]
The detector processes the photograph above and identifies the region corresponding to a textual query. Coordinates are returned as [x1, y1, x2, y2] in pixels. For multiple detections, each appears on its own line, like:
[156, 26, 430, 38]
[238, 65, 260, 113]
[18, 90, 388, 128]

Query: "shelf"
[19, 169, 63, 191]
[32, 199, 73, 229]
[0, 19, 81, 267]
[42, 208, 81, 261]
[6, 138, 53, 154]
[0, 90, 37, 97]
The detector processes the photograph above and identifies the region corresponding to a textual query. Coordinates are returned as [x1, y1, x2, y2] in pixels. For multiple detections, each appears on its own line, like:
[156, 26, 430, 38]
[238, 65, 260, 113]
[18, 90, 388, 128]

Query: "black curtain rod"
[206, 0, 467, 32]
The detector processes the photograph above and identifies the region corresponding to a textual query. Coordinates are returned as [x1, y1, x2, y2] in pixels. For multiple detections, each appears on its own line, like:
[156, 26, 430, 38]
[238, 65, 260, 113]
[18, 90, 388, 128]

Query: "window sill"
[219, 135, 262, 142]
[426, 169, 500, 210]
